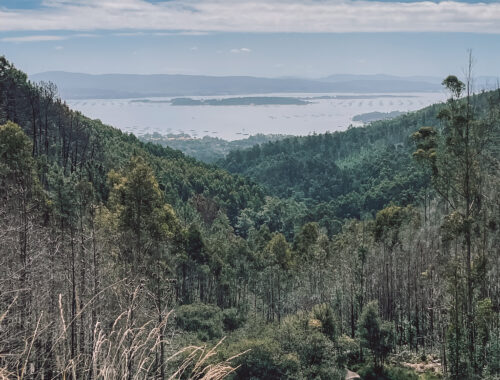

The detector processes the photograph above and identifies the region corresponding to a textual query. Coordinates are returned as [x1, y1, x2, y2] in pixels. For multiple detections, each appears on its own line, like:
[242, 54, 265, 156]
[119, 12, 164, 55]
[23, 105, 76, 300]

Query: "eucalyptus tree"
[106, 155, 181, 379]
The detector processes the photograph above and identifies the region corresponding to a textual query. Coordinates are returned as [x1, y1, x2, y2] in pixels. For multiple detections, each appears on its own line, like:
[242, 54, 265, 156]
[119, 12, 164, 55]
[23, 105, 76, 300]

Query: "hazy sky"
[1, 0, 500, 78]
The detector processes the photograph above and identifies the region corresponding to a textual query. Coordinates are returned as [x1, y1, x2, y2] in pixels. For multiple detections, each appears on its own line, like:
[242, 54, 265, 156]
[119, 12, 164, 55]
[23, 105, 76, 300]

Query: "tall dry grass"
[0, 288, 242, 380]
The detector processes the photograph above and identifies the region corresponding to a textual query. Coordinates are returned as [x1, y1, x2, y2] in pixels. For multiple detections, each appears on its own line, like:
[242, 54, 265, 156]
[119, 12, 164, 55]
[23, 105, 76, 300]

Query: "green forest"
[1, 56, 499, 380]
[139, 133, 290, 164]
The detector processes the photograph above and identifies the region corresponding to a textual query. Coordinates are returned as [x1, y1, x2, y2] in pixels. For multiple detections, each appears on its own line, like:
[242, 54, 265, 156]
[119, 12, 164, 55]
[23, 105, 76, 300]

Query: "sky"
[0, 0, 500, 78]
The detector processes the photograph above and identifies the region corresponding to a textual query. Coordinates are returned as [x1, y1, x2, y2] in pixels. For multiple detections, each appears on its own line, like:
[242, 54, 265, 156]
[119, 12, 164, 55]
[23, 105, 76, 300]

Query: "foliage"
[219, 105, 442, 222]
[176, 303, 224, 341]
[222, 308, 247, 332]
[0, 55, 499, 379]
[225, 308, 344, 380]
[140, 132, 290, 164]
[310, 303, 336, 340]
[358, 301, 394, 368]
[358, 365, 419, 380]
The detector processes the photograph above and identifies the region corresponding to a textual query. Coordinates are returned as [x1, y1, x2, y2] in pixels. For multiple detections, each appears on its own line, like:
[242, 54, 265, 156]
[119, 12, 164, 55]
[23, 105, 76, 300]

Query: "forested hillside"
[1, 56, 499, 380]
[219, 92, 495, 228]
[139, 132, 290, 163]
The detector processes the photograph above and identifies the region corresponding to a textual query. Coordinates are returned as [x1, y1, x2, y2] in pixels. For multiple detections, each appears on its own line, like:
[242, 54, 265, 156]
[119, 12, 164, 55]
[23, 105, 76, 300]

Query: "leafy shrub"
[298, 331, 342, 379]
[337, 334, 360, 368]
[222, 307, 246, 331]
[311, 303, 336, 340]
[175, 303, 223, 341]
[230, 338, 296, 380]
[358, 301, 394, 367]
[225, 306, 345, 380]
[358, 365, 418, 380]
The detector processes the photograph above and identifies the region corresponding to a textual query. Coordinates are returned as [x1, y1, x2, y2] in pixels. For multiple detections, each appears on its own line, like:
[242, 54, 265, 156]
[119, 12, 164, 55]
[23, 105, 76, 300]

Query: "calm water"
[67, 92, 445, 140]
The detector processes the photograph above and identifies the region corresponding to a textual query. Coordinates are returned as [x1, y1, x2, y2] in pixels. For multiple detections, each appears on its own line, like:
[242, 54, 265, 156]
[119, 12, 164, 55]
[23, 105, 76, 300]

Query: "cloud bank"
[1, 35, 66, 42]
[0, 0, 499, 34]
[0, 33, 96, 43]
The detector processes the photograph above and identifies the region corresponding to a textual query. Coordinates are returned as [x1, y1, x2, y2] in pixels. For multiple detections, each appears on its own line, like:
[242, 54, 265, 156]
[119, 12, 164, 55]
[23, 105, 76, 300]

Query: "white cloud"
[73, 33, 97, 38]
[113, 32, 147, 36]
[230, 47, 251, 53]
[54, 45, 64, 50]
[0, 0, 500, 34]
[112, 31, 209, 37]
[153, 31, 210, 36]
[0, 33, 96, 43]
[1, 35, 66, 42]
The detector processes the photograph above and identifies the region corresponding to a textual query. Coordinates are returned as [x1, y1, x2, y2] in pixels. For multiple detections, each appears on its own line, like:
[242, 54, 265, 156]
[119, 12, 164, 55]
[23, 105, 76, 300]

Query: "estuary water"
[66, 92, 445, 140]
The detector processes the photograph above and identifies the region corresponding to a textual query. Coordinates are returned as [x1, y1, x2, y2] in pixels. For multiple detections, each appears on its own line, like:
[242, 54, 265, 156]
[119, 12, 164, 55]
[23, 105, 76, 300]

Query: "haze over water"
[67, 92, 445, 140]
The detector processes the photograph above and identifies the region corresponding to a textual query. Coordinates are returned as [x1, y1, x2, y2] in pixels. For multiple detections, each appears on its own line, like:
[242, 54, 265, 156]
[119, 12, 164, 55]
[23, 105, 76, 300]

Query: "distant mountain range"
[30, 71, 498, 99]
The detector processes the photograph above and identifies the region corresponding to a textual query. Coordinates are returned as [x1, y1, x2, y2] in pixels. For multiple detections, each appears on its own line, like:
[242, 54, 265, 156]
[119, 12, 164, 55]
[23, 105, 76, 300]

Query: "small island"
[170, 96, 311, 106]
[352, 110, 404, 123]
[130, 99, 171, 104]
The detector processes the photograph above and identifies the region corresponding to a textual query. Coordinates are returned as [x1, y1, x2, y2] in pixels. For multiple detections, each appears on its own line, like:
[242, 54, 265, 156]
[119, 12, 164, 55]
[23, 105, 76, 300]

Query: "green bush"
[358, 301, 394, 367]
[222, 307, 246, 331]
[358, 365, 418, 380]
[311, 303, 336, 340]
[275, 310, 343, 379]
[175, 303, 223, 341]
[298, 331, 342, 379]
[224, 307, 345, 380]
[230, 338, 296, 380]
[337, 334, 360, 368]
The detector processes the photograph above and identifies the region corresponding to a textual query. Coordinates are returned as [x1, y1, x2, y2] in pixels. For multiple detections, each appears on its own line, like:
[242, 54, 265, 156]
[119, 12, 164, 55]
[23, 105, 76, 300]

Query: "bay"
[66, 92, 445, 140]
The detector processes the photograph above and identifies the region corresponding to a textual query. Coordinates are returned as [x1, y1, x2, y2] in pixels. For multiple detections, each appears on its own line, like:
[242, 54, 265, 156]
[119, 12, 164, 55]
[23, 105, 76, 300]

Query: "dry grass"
[0, 288, 243, 380]
[168, 338, 248, 380]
